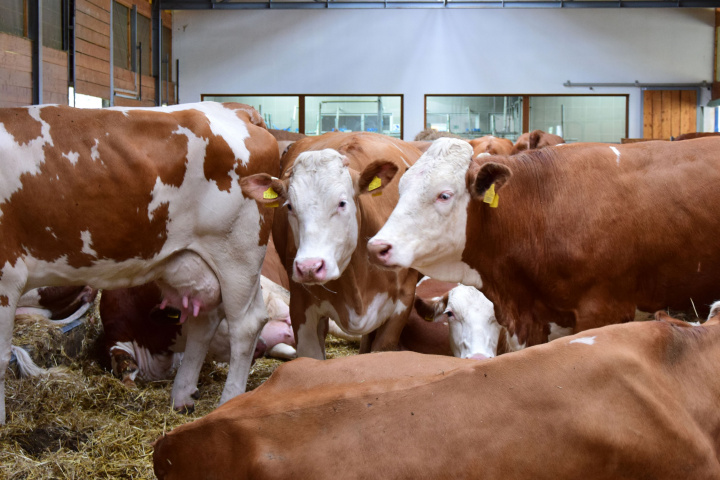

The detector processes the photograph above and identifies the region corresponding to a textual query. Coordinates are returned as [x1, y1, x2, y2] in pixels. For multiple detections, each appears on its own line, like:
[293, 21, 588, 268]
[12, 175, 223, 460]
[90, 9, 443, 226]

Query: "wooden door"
[643, 90, 697, 140]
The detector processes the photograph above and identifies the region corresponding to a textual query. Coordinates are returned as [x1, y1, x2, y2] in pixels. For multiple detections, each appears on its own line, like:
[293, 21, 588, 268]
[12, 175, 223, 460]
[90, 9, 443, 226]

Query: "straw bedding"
[1, 299, 359, 479]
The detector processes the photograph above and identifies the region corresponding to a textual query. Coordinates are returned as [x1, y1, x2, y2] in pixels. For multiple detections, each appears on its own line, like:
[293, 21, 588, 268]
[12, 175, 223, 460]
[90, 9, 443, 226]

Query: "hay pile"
[1, 305, 359, 479]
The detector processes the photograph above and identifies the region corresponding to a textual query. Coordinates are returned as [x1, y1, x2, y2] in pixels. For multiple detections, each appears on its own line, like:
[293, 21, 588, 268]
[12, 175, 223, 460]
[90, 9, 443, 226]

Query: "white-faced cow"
[0, 102, 279, 422]
[368, 137, 720, 348]
[153, 310, 720, 480]
[241, 132, 422, 359]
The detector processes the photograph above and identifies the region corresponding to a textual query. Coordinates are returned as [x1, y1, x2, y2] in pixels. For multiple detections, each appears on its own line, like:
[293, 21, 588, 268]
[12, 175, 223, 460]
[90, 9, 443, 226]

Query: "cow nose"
[468, 353, 489, 361]
[294, 258, 326, 282]
[367, 239, 392, 264]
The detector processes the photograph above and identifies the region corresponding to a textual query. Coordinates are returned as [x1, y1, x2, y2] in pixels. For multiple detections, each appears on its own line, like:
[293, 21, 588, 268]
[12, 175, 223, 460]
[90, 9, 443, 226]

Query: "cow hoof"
[190, 389, 201, 400]
[174, 404, 195, 415]
[121, 377, 138, 388]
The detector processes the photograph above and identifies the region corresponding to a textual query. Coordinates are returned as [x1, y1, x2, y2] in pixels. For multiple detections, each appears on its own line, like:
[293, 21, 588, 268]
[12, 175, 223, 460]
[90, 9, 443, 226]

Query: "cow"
[672, 131, 720, 141]
[511, 129, 564, 154]
[468, 135, 513, 157]
[99, 238, 295, 387]
[367, 137, 720, 349]
[240, 132, 422, 359]
[0, 102, 279, 422]
[153, 308, 720, 480]
[16, 286, 98, 324]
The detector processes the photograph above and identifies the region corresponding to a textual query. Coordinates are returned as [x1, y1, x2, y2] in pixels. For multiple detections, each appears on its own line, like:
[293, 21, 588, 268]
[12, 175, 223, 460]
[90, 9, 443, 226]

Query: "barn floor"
[0, 305, 359, 479]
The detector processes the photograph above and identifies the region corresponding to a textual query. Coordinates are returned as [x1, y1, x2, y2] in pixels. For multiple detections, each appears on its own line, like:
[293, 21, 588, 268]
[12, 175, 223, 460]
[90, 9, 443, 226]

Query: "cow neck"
[463, 151, 566, 347]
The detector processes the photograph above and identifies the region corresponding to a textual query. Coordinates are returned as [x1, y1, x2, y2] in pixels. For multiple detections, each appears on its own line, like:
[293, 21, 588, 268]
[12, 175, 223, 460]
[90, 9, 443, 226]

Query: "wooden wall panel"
[643, 89, 697, 139]
[43, 47, 69, 105]
[0, 33, 32, 107]
[75, 0, 111, 100]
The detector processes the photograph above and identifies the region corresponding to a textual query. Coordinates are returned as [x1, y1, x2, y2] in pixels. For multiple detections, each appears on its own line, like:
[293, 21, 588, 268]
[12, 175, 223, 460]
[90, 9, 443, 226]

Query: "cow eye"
[285, 202, 293, 212]
[444, 310, 454, 319]
[437, 192, 453, 202]
[338, 200, 347, 209]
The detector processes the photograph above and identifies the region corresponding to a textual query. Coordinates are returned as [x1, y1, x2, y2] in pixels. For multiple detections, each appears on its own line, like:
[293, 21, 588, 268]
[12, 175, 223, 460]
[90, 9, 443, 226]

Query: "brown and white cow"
[0, 102, 279, 422]
[367, 137, 720, 348]
[16, 285, 98, 324]
[153, 308, 720, 480]
[241, 132, 422, 359]
[511, 129, 564, 154]
[468, 135, 514, 157]
[99, 238, 295, 386]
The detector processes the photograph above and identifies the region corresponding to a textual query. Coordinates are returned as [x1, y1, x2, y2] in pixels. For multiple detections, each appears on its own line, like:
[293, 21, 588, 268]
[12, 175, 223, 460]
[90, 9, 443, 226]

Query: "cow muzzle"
[367, 239, 397, 269]
[294, 258, 327, 283]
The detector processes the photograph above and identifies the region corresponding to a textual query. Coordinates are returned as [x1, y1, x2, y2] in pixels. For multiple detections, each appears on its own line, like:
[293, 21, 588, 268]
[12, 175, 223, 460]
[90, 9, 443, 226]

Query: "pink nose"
[294, 258, 326, 282]
[468, 353, 489, 361]
[367, 239, 392, 265]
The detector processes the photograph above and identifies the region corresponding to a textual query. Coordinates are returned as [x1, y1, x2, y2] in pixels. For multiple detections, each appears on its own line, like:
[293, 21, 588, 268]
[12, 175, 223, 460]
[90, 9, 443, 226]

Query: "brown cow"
[0, 102, 279, 422]
[241, 132, 422, 359]
[153, 307, 720, 480]
[368, 137, 720, 348]
[511, 129, 564, 154]
[469, 135, 514, 157]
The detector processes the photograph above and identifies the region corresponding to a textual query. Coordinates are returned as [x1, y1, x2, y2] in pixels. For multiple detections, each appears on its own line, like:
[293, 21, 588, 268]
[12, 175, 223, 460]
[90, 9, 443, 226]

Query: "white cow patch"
[548, 322, 573, 341]
[569, 336, 596, 346]
[90, 139, 100, 162]
[345, 292, 401, 335]
[62, 151, 80, 166]
[80, 230, 97, 257]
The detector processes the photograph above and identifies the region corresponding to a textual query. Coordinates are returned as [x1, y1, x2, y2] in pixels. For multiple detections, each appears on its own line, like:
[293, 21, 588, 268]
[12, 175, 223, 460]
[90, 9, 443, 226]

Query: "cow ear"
[240, 174, 287, 207]
[414, 293, 449, 322]
[356, 160, 399, 196]
[469, 162, 512, 199]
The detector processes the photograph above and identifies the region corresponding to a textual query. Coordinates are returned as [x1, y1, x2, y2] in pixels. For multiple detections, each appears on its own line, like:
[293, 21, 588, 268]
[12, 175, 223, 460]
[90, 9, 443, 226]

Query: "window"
[426, 96, 522, 141]
[529, 96, 626, 143]
[0, 0, 25, 37]
[202, 95, 404, 138]
[305, 95, 402, 137]
[426, 94, 628, 144]
[112, 1, 130, 70]
[137, 13, 151, 75]
[202, 95, 301, 133]
[42, 0, 63, 50]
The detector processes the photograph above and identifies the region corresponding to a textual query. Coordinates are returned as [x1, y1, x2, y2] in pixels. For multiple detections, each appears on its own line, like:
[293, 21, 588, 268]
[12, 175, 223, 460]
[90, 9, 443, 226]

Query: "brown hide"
[469, 135, 514, 156]
[466, 138, 720, 347]
[154, 317, 720, 480]
[398, 278, 457, 356]
[272, 132, 421, 354]
[511, 129, 564, 154]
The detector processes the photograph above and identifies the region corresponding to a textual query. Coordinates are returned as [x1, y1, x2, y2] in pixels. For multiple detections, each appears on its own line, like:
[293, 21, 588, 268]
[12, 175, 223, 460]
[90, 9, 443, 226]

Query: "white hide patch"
[344, 293, 404, 335]
[110, 341, 183, 381]
[548, 322, 574, 342]
[62, 151, 80, 166]
[90, 139, 101, 162]
[569, 336, 596, 346]
[609, 146, 620, 166]
[80, 230, 98, 257]
[0, 106, 54, 213]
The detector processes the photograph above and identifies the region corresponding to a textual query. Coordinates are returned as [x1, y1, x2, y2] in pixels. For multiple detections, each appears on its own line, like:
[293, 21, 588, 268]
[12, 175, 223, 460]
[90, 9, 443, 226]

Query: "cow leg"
[290, 285, 327, 360]
[0, 264, 27, 424]
[219, 278, 268, 405]
[171, 309, 222, 413]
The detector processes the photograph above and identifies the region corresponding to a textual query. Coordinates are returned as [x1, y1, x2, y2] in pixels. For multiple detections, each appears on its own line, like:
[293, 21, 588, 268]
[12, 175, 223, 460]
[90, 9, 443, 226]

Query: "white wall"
[173, 8, 714, 140]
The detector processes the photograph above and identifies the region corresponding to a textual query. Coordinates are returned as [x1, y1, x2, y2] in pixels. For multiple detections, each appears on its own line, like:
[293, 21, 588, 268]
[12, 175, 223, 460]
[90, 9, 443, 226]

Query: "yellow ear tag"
[489, 193, 499, 208]
[483, 183, 496, 204]
[266, 202, 279, 208]
[263, 187, 279, 200]
[368, 176, 382, 192]
[424, 315, 434, 322]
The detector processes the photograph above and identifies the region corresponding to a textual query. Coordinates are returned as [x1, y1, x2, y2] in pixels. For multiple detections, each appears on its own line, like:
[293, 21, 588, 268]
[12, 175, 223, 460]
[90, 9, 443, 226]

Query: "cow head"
[242, 149, 397, 284]
[415, 285, 499, 359]
[367, 138, 511, 287]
